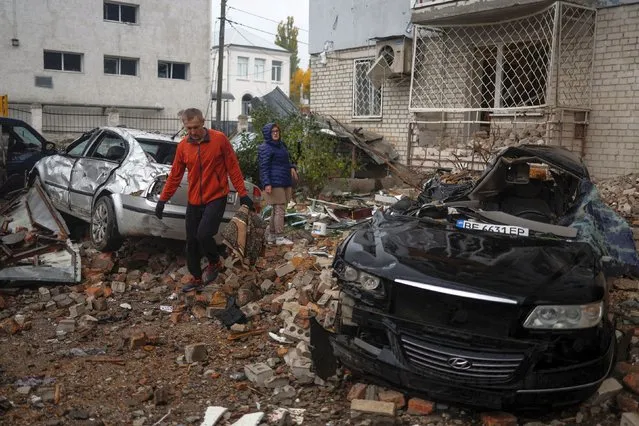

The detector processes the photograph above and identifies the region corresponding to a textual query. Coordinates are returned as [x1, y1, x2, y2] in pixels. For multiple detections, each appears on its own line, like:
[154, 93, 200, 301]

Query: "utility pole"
[215, 0, 226, 131]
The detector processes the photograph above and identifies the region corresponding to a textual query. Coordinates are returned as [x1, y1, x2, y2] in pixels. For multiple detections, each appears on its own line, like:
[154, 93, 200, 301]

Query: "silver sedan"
[31, 127, 261, 251]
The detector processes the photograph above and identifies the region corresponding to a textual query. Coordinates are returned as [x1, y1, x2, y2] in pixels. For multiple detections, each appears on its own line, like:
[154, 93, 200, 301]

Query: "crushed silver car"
[31, 127, 261, 251]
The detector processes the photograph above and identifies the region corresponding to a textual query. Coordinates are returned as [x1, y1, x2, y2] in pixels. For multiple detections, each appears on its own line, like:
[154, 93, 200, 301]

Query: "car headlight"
[339, 264, 384, 297]
[523, 301, 603, 329]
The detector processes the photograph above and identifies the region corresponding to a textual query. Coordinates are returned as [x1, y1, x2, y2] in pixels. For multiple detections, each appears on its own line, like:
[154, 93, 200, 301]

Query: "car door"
[39, 132, 95, 212]
[69, 131, 128, 218]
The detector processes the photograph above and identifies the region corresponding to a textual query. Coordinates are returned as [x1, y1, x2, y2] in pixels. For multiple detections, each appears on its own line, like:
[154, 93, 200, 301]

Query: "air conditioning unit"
[367, 37, 413, 88]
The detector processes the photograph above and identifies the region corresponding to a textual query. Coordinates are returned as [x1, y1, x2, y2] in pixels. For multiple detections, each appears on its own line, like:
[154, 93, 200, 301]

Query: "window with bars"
[353, 59, 382, 118]
[158, 61, 188, 80]
[254, 58, 265, 80]
[43, 51, 82, 72]
[104, 2, 138, 24]
[104, 56, 138, 76]
[237, 57, 249, 78]
[271, 61, 282, 82]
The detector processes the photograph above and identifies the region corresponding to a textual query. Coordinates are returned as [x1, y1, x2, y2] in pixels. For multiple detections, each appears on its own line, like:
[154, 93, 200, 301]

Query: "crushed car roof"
[103, 127, 175, 143]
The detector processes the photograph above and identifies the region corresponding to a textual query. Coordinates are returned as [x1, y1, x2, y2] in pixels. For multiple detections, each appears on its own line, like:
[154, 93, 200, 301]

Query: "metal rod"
[215, 0, 227, 130]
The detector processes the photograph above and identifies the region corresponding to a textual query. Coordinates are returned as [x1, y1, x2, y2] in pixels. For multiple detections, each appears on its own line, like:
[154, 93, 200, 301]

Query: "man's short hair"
[182, 108, 204, 121]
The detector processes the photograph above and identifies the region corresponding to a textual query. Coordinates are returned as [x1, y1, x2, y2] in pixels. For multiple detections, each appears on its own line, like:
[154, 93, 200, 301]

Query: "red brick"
[617, 362, 639, 376]
[624, 373, 639, 394]
[407, 398, 434, 415]
[378, 389, 406, 409]
[480, 412, 518, 426]
[85, 286, 104, 298]
[103, 287, 113, 298]
[90, 253, 115, 273]
[617, 391, 639, 412]
[347, 383, 367, 401]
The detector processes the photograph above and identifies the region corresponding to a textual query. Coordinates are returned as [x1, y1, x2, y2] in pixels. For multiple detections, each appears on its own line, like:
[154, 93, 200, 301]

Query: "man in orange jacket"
[154, 108, 253, 292]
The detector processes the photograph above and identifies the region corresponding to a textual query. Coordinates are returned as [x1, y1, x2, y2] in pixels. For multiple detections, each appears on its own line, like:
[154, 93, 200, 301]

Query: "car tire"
[91, 196, 123, 252]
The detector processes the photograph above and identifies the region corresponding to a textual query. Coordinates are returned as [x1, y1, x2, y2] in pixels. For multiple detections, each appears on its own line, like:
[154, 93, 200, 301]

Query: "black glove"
[240, 196, 254, 210]
[155, 200, 166, 219]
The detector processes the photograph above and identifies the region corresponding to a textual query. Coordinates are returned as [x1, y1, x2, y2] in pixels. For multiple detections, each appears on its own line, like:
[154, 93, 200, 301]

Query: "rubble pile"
[596, 173, 639, 221]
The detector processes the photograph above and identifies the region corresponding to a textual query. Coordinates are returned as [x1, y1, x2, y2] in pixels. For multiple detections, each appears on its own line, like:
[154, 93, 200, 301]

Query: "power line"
[223, 18, 308, 45]
[227, 5, 309, 33]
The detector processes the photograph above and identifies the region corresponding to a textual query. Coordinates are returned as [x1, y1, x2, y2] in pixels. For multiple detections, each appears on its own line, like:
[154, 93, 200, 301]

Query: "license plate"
[227, 192, 237, 204]
[456, 219, 529, 237]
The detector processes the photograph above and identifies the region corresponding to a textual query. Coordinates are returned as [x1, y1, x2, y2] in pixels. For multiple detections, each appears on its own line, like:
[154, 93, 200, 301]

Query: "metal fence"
[8, 105, 32, 123]
[119, 112, 182, 135]
[42, 106, 106, 133]
[409, 2, 596, 113]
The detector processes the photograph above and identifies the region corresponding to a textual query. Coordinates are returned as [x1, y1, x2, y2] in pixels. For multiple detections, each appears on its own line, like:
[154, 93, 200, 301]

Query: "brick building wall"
[310, 3, 639, 179]
[310, 47, 412, 162]
[585, 3, 639, 178]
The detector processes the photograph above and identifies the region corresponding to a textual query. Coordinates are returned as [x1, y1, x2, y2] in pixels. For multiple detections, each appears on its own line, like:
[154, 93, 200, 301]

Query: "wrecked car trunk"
[0, 181, 81, 283]
[312, 145, 633, 410]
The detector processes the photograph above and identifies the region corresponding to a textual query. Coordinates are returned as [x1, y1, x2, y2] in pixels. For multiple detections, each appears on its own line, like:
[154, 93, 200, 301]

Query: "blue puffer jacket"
[258, 123, 295, 189]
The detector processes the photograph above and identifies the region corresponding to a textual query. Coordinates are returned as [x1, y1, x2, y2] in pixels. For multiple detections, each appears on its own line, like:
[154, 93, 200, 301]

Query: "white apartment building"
[0, 0, 211, 137]
[213, 25, 291, 128]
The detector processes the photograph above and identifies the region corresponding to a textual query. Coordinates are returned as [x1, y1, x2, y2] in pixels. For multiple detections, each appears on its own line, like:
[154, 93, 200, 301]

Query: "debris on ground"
[0, 171, 637, 425]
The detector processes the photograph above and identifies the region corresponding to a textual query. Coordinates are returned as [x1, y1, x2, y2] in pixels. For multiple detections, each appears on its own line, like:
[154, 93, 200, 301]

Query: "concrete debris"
[185, 343, 207, 363]
[244, 362, 274, 387]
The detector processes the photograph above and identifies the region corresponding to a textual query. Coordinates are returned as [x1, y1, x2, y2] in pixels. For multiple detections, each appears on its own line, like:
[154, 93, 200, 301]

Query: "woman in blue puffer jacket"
[258, 122, 298, 245]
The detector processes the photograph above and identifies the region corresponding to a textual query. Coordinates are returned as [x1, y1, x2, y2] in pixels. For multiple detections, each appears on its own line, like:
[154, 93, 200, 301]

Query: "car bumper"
[320, 319, 615, 410]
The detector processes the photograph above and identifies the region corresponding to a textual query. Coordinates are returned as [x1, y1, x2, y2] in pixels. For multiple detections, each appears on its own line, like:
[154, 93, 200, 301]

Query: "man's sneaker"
[275, 236, 294, 246]
[202, 259, 224, 284]
[181, 277, 203, 293]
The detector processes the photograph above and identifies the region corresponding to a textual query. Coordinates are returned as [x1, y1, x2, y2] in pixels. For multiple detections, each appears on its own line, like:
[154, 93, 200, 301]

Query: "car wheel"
[91, 196, 123, 252]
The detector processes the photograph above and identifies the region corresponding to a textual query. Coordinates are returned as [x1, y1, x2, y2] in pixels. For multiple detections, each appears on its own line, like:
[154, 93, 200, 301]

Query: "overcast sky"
[212, 0, 310, 68]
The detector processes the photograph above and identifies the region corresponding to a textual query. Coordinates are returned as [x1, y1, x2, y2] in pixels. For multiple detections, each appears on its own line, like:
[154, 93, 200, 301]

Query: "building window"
[104, 2, 138, 24]
[271, 61, 282, 82]
[242, 94, 253, 116]
[158, 61, 188, 80]
[43, 51, 82, 72]
[237, 57, 249, 78]
[104, 56, 138, 76]
[254, 58, 265, 81]
[353, 59, 382, 118]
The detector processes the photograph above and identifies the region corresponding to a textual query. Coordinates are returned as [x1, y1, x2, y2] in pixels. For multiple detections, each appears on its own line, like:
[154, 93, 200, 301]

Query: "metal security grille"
[353, 59, 382, 118]
[409, 2, 596, 113]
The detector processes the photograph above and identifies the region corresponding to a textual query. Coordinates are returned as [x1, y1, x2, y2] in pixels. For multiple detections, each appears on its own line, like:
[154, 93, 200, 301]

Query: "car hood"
[339, 212, 603, 305]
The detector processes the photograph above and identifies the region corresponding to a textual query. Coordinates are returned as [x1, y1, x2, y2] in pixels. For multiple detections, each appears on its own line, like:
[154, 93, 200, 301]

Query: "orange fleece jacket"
[159, 129, 248, 205]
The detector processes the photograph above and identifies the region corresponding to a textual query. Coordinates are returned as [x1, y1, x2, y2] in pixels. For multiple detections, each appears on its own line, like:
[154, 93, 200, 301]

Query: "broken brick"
[129, 332, 148, 350]
[347, 383, 367, 401]
[624, 373, 639, 394]
[617, 391, 639, 412]
[378, 389, 406, 409]
[407, 398, 435, 415]
[85, 286, 104, 298]
[480, 412, 518, 426]
[351, 399, 395, 417]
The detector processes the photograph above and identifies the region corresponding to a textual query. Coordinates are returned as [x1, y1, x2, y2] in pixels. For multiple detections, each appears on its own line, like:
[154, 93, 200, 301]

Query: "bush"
[235, 106, 354, 196]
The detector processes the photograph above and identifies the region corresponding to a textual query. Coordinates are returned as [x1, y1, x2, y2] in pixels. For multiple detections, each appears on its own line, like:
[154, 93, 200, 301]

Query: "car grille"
[400, 334, 524, 383]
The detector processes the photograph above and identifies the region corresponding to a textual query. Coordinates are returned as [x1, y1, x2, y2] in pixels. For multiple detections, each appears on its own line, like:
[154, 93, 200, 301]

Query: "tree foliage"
[290, 68, 311, 104]
[275, 16, 300, 95]
[234, 106, 353, 196]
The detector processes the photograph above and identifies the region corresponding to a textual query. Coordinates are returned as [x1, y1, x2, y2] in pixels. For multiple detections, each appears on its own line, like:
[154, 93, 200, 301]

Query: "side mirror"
[45, 141, 57, 154]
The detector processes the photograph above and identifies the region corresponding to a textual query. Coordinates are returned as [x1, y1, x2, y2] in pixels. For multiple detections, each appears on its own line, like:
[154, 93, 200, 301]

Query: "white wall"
[0, 0, 211, 116]
[214, 45, 291, 122]
[309, 0, 412, 54]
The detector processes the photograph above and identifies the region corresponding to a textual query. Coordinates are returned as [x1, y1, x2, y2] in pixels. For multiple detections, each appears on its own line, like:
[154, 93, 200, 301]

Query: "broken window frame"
[43, 51, 83, 72]
[271, 60, 282, 82]
[104, 56, 139, 76]
[353, 58, 383, 119]
[237, 56, 249, 78]
[157, 61, 189, 80]
[103, 2, 138, 24]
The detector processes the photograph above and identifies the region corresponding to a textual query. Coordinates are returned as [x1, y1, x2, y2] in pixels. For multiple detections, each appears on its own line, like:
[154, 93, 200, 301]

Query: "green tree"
[275, 16, 300, 88]
[236, 106, 354, 196]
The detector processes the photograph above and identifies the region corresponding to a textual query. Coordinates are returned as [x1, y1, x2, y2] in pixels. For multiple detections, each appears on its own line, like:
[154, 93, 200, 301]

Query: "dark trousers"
[185, 197, 227, 278]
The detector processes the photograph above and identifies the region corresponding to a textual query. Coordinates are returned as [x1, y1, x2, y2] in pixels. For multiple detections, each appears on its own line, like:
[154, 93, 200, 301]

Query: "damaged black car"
[311, 145, 639, 410]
